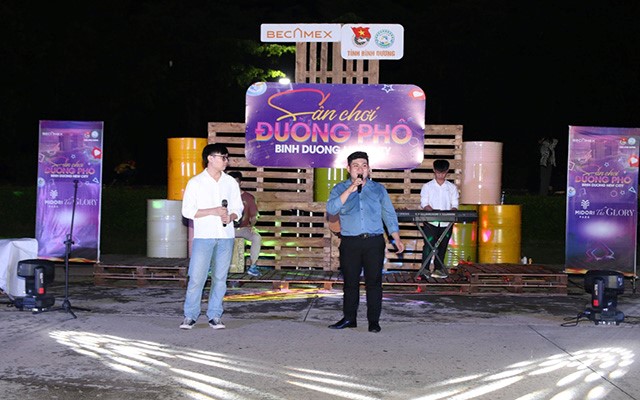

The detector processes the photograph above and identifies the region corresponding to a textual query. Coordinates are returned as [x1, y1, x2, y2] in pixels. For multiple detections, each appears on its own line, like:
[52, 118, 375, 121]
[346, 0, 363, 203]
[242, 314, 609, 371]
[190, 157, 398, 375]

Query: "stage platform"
[94, 255, 570, 296]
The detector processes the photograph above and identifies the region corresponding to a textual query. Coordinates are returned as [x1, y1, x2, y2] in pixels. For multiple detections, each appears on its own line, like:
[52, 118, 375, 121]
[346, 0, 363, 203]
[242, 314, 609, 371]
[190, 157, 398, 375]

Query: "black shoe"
[328, 318, 357, 329]
[368, 322, 381, 333]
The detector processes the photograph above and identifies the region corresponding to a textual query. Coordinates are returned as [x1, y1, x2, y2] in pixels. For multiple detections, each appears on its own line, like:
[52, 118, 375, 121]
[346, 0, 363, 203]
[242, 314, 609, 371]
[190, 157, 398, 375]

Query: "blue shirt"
[326, 179, 400, 236]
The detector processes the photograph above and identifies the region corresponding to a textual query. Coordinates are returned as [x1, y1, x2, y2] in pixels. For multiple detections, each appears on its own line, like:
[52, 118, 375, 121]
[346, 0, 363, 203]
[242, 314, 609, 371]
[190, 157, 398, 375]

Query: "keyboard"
[396, 210, 478, 223]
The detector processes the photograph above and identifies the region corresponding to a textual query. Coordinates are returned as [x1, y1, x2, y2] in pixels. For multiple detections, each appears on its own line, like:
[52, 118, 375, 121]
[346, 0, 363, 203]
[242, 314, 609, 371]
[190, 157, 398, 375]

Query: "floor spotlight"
[583, 270, 625, 325]
[14, 259, 56, 311]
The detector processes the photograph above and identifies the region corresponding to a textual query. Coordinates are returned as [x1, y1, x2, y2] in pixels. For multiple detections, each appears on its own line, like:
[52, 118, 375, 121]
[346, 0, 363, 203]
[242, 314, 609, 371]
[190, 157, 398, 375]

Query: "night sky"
[2, 0, 639, 192]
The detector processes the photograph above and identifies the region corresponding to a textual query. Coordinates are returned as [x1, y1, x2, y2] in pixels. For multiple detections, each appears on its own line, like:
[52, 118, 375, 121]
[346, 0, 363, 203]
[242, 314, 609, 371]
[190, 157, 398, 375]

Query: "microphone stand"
[45, 180, 91, 318]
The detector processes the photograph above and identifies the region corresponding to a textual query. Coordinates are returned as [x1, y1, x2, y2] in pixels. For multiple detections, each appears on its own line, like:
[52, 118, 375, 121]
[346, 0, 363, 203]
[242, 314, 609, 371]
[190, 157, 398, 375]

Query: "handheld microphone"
[221, 199, 228, 227]
[357, 174, 363, 193]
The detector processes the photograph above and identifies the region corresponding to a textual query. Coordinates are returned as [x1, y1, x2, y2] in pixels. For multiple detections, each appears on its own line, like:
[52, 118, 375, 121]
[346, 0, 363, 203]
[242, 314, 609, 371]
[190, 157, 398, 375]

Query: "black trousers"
[539, 165, 553, 196]
[339, 235, 386, 322]
[422, 223, 452, 271]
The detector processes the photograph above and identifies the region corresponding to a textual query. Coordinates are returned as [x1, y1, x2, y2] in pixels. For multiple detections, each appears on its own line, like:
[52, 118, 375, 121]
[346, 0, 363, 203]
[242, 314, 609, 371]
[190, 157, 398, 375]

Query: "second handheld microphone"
[357, 174, 363, 193]
[221, 199, 228, 227]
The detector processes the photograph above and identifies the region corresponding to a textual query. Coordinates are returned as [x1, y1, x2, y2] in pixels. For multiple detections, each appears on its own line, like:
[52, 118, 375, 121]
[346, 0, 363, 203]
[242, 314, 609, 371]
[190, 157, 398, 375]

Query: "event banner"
[36, 120, 104, 262]
[565, 126, 639, 274]
[245, 82, 425, 169]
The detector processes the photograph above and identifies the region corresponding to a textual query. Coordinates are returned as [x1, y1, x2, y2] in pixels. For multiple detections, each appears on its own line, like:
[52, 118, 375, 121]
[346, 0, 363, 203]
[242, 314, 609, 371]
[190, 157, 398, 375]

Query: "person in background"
[228, 170, 262, 277]
[420, 159, 459, 279]
[539, 137, 558, 196]
[326, 151, 405, 333]
[110, 160, 136, 186]
[179, 143, 243, 331]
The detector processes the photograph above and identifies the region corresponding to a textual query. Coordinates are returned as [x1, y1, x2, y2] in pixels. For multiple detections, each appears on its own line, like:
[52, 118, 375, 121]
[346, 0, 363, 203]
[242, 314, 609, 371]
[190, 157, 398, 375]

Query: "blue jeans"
[183, 238, 234, 321]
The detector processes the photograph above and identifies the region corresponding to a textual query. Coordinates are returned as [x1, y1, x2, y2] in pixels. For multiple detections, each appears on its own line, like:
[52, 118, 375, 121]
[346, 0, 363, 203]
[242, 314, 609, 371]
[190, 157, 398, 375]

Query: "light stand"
[13, 259, 56, 311]
[44, 179, 91, 318]
[582, 270, 625, 325]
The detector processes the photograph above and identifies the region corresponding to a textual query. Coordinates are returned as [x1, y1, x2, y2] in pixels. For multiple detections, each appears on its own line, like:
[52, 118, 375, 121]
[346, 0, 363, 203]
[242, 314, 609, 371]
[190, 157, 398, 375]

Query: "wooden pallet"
[457, 263, 568, 295]
[93, 256, 567, 296]
[229, 269, 342, 290]
[382, 271, 471, 294]
[226, 270, 472, 294]
[94, 260, 188, 288]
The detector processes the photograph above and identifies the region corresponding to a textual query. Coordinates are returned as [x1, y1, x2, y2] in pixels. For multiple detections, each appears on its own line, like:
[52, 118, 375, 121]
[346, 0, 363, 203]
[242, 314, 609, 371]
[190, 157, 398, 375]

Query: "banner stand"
[565, 126, 639, 292]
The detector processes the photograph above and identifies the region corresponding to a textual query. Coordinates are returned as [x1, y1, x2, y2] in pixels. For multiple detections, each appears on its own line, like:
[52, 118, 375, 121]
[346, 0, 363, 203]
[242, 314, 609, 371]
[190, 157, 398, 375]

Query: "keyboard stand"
[414, 222, 454, 279]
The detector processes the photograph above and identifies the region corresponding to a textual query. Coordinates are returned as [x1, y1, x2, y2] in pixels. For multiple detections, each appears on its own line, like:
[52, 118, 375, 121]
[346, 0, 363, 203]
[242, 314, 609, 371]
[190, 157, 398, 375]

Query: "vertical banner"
[565, 126, 639, 275]
[36, 120, 104, 262]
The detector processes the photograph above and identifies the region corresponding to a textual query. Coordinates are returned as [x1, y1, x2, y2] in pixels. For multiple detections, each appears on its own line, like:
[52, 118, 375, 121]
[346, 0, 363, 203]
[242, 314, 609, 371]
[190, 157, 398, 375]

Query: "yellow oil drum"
[167, 137, 207, 201]
[478, 204, 521, 263]
[147, 199, 187, 258]
[314, 168, 347, 201]
[445, 204, 478, 267]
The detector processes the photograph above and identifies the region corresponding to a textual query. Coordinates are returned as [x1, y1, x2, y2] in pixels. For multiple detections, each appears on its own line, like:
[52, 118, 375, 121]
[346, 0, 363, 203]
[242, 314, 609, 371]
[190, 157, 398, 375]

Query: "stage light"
[583, 270, 625, 325]
[14, 259, 56, 311]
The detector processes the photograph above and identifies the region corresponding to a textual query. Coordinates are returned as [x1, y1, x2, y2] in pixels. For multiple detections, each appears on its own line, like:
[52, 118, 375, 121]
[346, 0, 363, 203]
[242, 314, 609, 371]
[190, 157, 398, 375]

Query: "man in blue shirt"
[326, 151, 405, 333]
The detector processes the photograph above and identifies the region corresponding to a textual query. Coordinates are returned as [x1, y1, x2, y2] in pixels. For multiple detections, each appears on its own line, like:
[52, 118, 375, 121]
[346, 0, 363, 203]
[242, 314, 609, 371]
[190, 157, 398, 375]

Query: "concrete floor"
[1, 265, 639, 400]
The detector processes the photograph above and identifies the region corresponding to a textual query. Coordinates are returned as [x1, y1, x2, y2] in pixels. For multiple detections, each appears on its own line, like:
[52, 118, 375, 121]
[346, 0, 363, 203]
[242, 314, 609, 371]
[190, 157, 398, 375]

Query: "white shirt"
[182, 170, 243, 239]
[420, 179, 459, 227]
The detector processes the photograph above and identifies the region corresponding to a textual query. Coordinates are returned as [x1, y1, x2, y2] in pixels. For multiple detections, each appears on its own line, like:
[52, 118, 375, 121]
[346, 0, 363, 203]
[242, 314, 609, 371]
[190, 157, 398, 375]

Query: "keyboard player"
[419, 159, 459, 279]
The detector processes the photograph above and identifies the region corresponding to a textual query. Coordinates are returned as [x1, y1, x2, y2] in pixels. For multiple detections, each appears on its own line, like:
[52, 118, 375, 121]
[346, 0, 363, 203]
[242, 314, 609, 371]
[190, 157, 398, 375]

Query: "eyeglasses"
[211, 154, 229, 161]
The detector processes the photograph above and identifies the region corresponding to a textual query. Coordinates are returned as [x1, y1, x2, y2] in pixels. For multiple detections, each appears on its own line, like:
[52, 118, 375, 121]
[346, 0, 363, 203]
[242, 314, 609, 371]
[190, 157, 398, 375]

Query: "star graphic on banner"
[382, 84, 394, 93]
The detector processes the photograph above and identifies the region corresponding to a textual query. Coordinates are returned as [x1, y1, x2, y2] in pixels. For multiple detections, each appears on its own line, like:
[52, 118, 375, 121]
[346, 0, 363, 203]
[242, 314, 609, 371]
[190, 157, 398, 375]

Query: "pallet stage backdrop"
[210, 121, 462, 272]
[209, 39, 466, 272]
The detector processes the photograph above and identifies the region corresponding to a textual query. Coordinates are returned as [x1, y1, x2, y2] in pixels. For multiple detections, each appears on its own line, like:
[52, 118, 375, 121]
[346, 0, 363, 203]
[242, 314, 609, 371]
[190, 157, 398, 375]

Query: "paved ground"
[1, 265, 639, 400]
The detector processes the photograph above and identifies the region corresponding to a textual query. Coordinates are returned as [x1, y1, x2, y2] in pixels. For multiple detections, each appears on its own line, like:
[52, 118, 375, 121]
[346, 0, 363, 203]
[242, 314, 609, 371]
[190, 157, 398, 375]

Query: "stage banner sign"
[566, 126, 639, 274]
[245, 82, 425, 169]
[36, 120, 104, 263]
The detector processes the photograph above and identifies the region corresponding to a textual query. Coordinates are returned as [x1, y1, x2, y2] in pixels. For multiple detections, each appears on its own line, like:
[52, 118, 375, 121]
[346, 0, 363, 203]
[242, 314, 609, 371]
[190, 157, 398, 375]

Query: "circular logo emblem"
[375, 30, 395, 48]
[247, 82, 268, 97]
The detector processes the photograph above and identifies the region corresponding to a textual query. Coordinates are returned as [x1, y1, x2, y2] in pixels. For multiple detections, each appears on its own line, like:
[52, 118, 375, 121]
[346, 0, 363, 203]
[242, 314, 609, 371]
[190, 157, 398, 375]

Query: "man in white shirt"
[419, 159, 459, 279]
[179, 143, 243, 330]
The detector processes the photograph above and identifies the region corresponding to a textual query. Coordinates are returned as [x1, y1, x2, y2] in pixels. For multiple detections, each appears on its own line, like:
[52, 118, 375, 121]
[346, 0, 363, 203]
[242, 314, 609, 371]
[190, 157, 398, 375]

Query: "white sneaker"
[431, 269, 448, 279]
[209, 318, 225, 330]
[179, 317, 196, 329]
